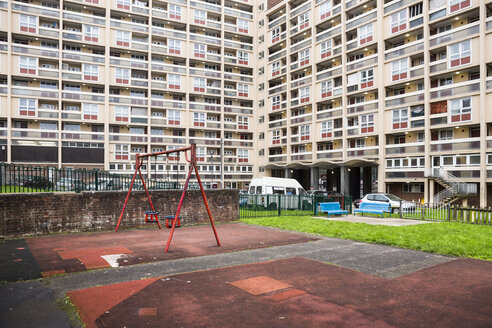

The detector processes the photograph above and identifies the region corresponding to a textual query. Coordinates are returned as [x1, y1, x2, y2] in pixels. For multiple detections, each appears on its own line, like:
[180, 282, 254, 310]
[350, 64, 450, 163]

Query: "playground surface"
[1, 222, 491, 328]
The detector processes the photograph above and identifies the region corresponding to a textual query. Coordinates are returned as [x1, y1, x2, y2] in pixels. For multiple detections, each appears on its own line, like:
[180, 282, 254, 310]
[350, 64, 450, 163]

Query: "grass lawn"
[1, 185, 51, 193]
[240, 216, 492, 261]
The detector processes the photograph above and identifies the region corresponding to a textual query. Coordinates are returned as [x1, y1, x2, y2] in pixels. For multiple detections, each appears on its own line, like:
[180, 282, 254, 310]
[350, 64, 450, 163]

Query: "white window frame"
[449, 0, 471, 13]
[300, 124, 310, 140]
[392, 108, 408, 129]
[299, 12, 309, 29]
[238, 149, 249, 162]
[168, 110, 181, 125]
[82, 103, 98, 120]
[360, 114, 374, 133]
[194, 43, 206, 58]
[19, 14, 37, 33]
[272, 27, 280, 42]
[238, 116, 249, 129]
[360, 68, 374, 88]
[193, 77, 205, 92]
[193, 112, 206, 126]
[321, 80, 332, 98]
[83, 64, 99, 81]
[115, 67, 130, 84]
[358, 23, 373, 46]
[320, 1, 332, 20]
[449, 97, 471, 123]
[19, 56, 37, 74]
[238, 84, 249, 96]
[169, 4, 182, 19]
[300, 86, 310, 102]
[449, 40, 471, 68]
[194, 9, 206, 24]
[271, 61, 280, 76]
[116, 30, 130, 46]
[19, 98, 37, 116]
[168, 39, 181, 54]
[84, 25, 99, 42]
[115, 144, 130, 160]
[299, 49, 310, 66]
[391, 10, 407, 34]
[272, 95, 281, 110]
[168, 74, 181, 89]
[391, 59, 408, 81]
[272, 130, 281, 143]
[321, 120, 333, 138]
[320, 39, 332, 58]
[238, 19, 249, 33]
[115, 105, 129, 122]
[238, 51, 248, 64]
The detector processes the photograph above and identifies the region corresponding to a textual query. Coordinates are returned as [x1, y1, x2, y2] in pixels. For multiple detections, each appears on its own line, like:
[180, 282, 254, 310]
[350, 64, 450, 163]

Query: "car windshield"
[386, 194, 401, 201]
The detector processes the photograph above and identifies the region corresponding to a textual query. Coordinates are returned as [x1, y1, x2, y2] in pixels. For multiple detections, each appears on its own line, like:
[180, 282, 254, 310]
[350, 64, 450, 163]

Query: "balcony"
[268, 14, 286, 30]
[64, 51, 105, 64]
[190, 0, 221, 13]
[63, 91, 104, 102]
[152, 63, 186, 74]
[189, 68, 221, 78]
[109, 133, 148, 143]
[347, 146, 378, 158]
[62, 131, 104, 141]
[316, 66, 342, 81]
[386, 142, 425, 155]
[189, 33, 221, 46]
[268, 154, 287, 163]
[268, 118, 287, 129]
[269, 83, 287, 95]
[429, 22, 480, 48]
[223, 72, 253, 83]
[385, 41, 424, 61]
[291, 76, 312, 89]
[151, 99, 185, 109]
[12, 87, 58, 99]
[39, 68, 59, 78]
[223, 7, 253, 20]
[346, 55, 378, 72]
[63, 11, 105, 26]
[291, 113, 312, 125]
[12, 45, 58, 59]
[11, 129, 58, 140]
[291, 152, 312, 161]
[347, 100, 378, 115]
[317, 149, 342, 160]
[430, 80, 480, 100]
[223, 39, 253, 51]
[12, 2, 59, 18]
[190, 102, 221, 112]
[39, 26, 59, 38]
[151, 26, 187, 39]
[346, 8, 377, 31]
[109, 95, 147, 106]
[385, 91, 424, 108]
[430, 137, 481, 152]
[268, 49, 287, 62]
[316, 25, 341, 43]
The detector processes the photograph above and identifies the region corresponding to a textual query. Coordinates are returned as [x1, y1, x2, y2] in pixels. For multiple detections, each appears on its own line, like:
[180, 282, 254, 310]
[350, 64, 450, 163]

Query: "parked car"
[55, 178, 73, 191]
[359, 193, 415, 214]
[309, 190, 343, 197]
[23, 176, 53, 189]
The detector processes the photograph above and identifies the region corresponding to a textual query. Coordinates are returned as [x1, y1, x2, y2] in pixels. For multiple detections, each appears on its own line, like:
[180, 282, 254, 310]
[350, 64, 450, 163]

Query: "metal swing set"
[114, 144, 221, 252]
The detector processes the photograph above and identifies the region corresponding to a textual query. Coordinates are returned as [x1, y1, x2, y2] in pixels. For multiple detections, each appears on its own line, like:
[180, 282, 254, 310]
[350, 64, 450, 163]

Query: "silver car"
[360, 193, 414, 214]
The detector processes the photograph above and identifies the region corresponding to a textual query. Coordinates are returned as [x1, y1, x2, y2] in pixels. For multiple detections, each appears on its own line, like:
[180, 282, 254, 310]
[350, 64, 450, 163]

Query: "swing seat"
[144, 211, 162, 229]
[165, 215, 181, 228]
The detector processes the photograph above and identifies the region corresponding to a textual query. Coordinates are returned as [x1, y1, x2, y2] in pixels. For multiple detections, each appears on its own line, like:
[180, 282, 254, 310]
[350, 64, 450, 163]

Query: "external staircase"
[425, 168, 477, 204]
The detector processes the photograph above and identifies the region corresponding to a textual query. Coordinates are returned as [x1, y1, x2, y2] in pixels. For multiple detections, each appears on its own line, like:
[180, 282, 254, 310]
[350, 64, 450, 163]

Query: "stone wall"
[0, 189, 238, 237]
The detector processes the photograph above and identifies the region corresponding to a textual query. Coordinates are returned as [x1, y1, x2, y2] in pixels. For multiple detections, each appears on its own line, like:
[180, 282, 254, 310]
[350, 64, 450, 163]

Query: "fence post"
[277, 193, 281, 216]
[95, 171, 99, 191]
[447, 204, 451, 221]
[399, 200, 403, 219]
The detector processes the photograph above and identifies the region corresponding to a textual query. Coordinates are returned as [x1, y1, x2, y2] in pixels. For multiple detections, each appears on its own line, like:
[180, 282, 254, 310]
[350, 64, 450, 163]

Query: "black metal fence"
[240, 193, 352, 218]
[0, 163, 191, 193]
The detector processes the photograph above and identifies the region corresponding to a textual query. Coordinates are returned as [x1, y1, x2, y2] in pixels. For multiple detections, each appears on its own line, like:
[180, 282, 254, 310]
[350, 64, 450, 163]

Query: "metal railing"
[425, 168, 477, 204]
[401, 201, 491, 225]
[0, 163, 197, 193]
[239, 193, 352, 218]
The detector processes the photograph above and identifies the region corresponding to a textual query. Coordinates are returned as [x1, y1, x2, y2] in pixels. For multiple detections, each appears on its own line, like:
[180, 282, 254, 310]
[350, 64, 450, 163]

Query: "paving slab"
[68, 257, 492, 328]
[0, 239, 41, 282]
[313, 215, 435, 226]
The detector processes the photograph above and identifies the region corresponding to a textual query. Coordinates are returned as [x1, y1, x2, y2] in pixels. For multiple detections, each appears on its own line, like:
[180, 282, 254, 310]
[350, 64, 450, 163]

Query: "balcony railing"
[385, 41, 424, 61]
[346, 9, 377, 31]
[12, 45, 59, 58]
[430, 81, 480, 100]
[386, 142, 425, 155]
[430, 138, 481, 152]
[12, 2, 59, 17]
[385, 91, 424, 107]
[429, 22, 480, 48]
[317, 150, 342, 159]
[63, 12, 105, 25]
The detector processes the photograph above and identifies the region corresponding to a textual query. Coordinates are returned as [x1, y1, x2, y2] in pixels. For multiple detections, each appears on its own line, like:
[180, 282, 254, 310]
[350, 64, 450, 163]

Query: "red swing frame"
[115, 144, 221, 252]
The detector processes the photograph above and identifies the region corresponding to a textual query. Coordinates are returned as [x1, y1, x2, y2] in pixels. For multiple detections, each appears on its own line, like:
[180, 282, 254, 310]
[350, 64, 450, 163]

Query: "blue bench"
[353, 202, 390, 218]
[319, 202, 348, 217]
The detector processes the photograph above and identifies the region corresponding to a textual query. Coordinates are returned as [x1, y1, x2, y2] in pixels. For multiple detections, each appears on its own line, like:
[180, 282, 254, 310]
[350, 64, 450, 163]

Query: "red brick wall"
[0, 189, 238, 237]
[387, 183, 424, 202]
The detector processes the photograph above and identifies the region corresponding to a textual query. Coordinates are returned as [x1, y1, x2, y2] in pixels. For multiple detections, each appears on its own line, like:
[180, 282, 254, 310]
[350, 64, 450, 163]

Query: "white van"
[248, 177, 307, 196]
[246, 177, 310, 210]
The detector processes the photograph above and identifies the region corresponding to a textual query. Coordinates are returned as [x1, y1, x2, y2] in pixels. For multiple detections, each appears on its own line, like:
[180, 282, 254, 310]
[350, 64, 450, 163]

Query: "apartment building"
[0, 0, 257, 189]
[1, 0, 492, 205]
[257, 0, 492, 206]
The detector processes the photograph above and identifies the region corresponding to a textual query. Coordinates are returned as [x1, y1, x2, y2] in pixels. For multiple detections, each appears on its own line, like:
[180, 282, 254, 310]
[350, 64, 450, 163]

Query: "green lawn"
[240, 216, 492, 261]
[1, 185, 51, 193]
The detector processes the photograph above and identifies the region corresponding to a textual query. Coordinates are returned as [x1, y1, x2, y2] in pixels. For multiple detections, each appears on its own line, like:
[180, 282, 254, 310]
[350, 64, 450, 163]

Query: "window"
[320, 1, 332, 20]
[271, 27, 280, 43]
[116, 0, 130, 10]
[449, 97, 471, 122]
[409, 3, 423, 17]
[168, 74, 181, 89]
[193, 112, 205, 126]
[238, 51, 249, 65]
[360, 114, 374, 133]
[168, 39, 181, 55]
[403, 183, 424, 193]
[391, 10, 407, 34]
[194, 10, 206, 25]
[19, 98, 36, 116]
[83, 64, 98, 81]
[193, 77, 205, 92]
[321, 80, 332, 98]
[392, 108, 408, 129]
[194, 43, 206, 58]
[238, 116, 249, 129]
[82, 103, 98, 120]
[320, 40, 332, 59]
[19, 56, 37, 74]
[299, 49, 309, 66]
[115, 105, 129, 122]
[300, 124, 310, 141]
[238, 19, 249, 33]
[299, 12, 309, 30]
[360, 68, 374, 89]
[196, 147, 205, 161]
[115, 144, 129, 160]
[272, 130, 280, 144]
[84, 25, 99, 42]
[300, 86, 310, 103]
[272, 95, 281, 110]
[116, 30, 130, 47]
[391, 59, 408, 81]
[238, 84, 249, 97]
[449, 40, 471, 68]
[321, 120, 333, 138]
[238, 149, 249, 162]
[271, 61, 280, 76]
[439, 129, 453, 141]
[169, 4, 182, 20]
[450, 0, 471, 13]
[20, 15, 37, 33]
[359, 23, 373, 45]
[115, 68, 130, 84]
[168, 110, 180, 125]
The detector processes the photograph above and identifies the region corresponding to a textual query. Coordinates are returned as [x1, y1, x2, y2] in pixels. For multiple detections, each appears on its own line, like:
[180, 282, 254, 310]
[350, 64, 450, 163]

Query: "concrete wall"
[0, 189, 238, 237]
